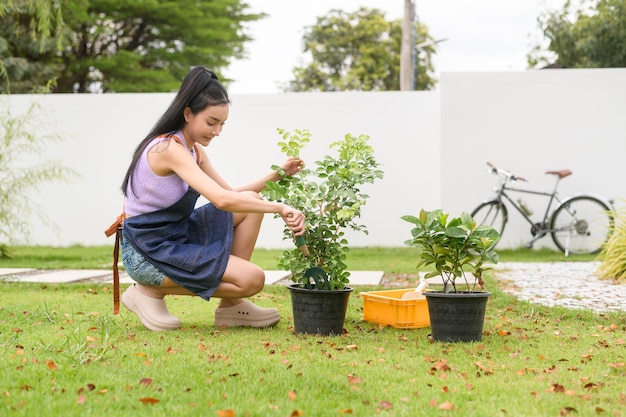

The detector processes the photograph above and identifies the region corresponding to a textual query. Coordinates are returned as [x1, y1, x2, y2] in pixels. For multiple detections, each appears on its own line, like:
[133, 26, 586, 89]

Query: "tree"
[528, 0, 626, 68]
[0, 0, 65, 93]
[1, 1, 77, 257]
[285, 7, 437, 92]
[1, 0, 264, 93]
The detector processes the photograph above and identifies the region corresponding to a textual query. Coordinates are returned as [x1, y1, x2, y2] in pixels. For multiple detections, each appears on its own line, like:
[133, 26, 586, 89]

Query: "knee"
[244, 268, 265, 296]
[235, 269, 265, 298]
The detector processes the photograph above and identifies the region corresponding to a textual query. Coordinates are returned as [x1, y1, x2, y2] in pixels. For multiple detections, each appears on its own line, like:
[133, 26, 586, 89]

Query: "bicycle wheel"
[550, 196, 613, 255]
[471, 200, 508, 237]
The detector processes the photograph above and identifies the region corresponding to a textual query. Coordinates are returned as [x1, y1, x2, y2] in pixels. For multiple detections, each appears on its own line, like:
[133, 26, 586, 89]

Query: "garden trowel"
[295, 235, 331, 290]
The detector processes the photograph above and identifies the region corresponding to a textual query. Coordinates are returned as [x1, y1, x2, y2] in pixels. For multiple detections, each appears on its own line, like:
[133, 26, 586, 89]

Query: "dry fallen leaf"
[440, 402, 454, 410]
[216, 410, 235, 417]
[347, 375, 362, 385]
[139, 378, 152, 387]
[379, 400, 393, 410]
[139, 397, 159, 405]
[550, 383, 566, 393]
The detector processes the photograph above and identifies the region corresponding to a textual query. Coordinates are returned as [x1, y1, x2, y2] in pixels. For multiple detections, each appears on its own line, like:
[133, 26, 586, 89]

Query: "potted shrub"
[263, 128, 384, 335]
[401, 209, 500, 342]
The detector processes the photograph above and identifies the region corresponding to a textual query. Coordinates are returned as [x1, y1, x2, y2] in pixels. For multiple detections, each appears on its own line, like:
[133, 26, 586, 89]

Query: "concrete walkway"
[0, 268, 385, 286]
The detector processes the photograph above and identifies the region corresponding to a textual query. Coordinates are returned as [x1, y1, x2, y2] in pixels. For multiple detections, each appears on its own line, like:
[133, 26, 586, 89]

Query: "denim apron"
[123, 187, 233, 301]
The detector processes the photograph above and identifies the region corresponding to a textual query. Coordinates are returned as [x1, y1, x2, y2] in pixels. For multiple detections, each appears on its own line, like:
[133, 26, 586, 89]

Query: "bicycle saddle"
[545, 169, 572, 179]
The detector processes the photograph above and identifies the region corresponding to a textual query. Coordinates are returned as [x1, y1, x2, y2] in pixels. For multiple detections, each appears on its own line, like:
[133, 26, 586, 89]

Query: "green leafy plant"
[596, 202, 626, 281]
[263, 128, 384, 289]
[0, 100, 78, 257]
[401, 209, 500, 293]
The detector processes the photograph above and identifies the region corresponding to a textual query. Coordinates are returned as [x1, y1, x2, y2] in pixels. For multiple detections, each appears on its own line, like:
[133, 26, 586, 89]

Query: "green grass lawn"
[0, 245, 598, 271]
[0, 246, 620, 416]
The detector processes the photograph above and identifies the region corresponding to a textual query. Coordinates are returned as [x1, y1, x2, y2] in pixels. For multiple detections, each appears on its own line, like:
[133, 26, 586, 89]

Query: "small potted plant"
[263, 128, 384, 335]
[401, 209, 500, 342]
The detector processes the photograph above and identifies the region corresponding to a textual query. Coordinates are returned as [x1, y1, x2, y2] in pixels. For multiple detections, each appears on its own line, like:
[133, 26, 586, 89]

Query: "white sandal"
[121, 284, 181, 331]
[214, 301, 280, 328]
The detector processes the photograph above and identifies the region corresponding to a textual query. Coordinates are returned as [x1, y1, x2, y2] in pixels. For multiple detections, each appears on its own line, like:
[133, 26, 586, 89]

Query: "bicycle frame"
[497, 186, 562, 229]
[481, 164, 568, 247]
[475, 162, 614, 254]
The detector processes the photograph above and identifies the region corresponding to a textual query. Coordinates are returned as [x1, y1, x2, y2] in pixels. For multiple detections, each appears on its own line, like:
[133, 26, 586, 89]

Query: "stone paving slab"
[0, 268, 36, 277]
[3, 269, 112, 283]
[273, 270, 384, 286]
[347, 271, 384, 286]
[2, 268, 382, 286]
[102, 270, 292, 286]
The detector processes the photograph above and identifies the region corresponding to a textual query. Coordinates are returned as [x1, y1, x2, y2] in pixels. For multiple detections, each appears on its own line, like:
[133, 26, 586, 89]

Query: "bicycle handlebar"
[485, 161, 528, 182]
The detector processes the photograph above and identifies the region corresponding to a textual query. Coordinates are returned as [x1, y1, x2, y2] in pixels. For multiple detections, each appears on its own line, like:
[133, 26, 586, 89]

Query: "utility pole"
[400, 0, 416, 90]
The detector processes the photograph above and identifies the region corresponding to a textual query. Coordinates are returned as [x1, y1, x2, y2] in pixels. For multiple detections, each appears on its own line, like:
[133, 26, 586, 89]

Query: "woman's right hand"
[281, 206, 305, 236]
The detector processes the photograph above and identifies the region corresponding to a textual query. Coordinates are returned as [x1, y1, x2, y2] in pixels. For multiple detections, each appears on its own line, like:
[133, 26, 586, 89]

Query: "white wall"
[5, 91, 440, 248]
[4, 68, 624, 249]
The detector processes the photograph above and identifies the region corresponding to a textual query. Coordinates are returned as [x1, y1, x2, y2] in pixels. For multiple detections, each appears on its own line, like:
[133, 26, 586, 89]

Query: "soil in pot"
[288, 283, 353, 335]
[424, 291, 491, 342]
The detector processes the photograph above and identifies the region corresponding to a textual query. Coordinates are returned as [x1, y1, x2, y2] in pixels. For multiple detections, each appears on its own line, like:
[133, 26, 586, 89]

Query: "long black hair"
[121, 66, 230, 196]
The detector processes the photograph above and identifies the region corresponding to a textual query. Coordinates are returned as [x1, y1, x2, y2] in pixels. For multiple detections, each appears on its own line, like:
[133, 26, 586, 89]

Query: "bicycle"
[471, 162, 613, 256]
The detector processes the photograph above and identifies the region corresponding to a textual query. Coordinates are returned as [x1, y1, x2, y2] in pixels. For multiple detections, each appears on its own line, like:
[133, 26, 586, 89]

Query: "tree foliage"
[529, 0, 626, 68]
[0, 0, 65, 93]
[285, 7, 437, 92]
[1, 0, 264, 93]
[1, 2, 77, 257]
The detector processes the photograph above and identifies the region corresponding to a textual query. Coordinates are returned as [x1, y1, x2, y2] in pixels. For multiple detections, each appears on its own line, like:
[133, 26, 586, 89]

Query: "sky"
[227, 0, 568, 94]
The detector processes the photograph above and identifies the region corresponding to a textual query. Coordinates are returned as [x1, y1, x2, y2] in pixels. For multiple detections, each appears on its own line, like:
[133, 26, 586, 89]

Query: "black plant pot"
[424, 291, 491, 342]
[288, 283, 353, 335]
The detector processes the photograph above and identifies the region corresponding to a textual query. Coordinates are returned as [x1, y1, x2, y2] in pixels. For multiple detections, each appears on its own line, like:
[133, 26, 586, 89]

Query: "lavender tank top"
[124, 133, 196, 217]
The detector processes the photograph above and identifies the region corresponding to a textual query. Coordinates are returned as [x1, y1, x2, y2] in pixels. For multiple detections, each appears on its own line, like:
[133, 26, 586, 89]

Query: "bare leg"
[216, 210, 264, 307]
[136, 209, 265, 305]
[123, 200, 273, 329]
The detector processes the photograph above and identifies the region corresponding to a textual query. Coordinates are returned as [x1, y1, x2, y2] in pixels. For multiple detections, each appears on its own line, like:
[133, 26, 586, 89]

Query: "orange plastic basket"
[361, 289, 430, 329]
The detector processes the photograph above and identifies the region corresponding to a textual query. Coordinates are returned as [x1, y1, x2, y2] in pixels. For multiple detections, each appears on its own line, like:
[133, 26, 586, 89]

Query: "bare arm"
[147, 141, 305, 233]
[195, 147, 302, 193]
[234, 157, 303, 192]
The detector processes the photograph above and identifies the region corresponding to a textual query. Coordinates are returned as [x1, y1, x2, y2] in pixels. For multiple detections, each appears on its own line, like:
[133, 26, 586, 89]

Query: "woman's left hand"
[280, 157, 304, 177]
